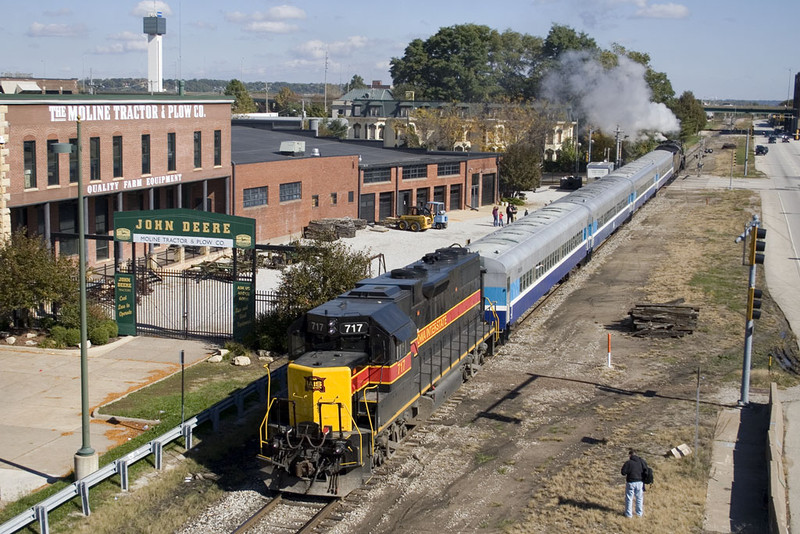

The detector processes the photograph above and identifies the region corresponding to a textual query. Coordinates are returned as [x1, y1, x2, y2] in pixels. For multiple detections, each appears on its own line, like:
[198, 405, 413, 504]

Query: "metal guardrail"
[0, 373, 273, 534]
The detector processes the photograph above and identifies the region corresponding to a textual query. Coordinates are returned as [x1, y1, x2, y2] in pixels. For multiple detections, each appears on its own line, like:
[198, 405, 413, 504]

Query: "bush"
[60, 301, 110, 332]
[501, 197, 526, 206]
[89, 324, 109, 346]
[49, 325, 69, 348]
[223, 341, 249, 357]
[64, 328, 81, 347]
[249, 311, 296, 354]
[102, 319, 118, 339]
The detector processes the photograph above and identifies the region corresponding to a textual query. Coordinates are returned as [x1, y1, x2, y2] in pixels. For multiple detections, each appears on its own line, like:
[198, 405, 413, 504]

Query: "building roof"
[337, 87, 395, 102]
[0, 93, 234, 104]
[0, 80, 42, 94]
[231, 123, 496, 168]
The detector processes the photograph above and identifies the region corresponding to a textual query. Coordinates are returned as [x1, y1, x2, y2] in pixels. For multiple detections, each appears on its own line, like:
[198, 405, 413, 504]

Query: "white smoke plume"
[543, 51, 680, 138]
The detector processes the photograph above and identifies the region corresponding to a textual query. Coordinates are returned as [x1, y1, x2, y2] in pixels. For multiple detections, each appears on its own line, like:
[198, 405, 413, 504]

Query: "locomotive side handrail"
[484, 297, 501, 341]
[316, 400, 365, 468]
[336, 401, 365, 468]
[361, 384, 379, 458]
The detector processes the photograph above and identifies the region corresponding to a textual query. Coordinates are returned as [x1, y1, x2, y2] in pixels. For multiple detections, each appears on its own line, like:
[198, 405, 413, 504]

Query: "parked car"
[755, 145, 768, 155]
[769, 136, 777, 144]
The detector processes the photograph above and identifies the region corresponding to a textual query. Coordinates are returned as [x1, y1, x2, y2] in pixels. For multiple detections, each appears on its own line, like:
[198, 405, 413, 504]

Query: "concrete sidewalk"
[0, 336, 215, 503]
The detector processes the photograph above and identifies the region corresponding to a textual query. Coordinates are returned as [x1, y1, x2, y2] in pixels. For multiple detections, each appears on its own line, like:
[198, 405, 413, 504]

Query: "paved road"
[752, 125, 800, 534]
[0, 337, 214, 502]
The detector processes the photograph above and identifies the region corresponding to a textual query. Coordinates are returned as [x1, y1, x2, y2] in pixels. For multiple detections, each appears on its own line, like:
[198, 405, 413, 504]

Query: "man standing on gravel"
[621, 449, 646, 517]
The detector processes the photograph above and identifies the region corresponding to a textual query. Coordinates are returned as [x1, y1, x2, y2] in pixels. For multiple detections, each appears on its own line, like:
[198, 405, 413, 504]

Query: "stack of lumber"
[628, 299, 699, 338]
[304, 218, 367, 241]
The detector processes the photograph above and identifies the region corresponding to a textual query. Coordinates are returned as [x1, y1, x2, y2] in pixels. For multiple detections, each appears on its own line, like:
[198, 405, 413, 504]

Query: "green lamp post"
[53, 117, 98, 479]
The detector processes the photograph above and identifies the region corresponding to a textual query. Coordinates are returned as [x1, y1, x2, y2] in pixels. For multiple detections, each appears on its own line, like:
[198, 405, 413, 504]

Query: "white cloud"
[296, 36, 369, 60]
[243, 21, 298, 33]
[226, 6, 305, 33]
[267, 5, 306, 20]
[27, 22, 86, 37]
[93, 32, 147, 54]
[225, 11, 249, 24]
[190, 20, 216, 30]
[634, 2, 689, 18]
[130, 1, 173, 17]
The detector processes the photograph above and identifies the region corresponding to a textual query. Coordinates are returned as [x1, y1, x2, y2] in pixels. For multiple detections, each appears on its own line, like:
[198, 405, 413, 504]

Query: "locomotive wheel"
[411, 221, 421, 232]
[398, 220, 408, 231]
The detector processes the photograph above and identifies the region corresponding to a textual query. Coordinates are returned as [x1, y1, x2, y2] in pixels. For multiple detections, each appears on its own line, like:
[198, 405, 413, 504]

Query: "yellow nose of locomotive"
[287, 362, 353, 432]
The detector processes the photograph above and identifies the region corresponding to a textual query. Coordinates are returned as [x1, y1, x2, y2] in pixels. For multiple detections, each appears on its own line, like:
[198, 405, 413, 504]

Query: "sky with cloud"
[1, 0, 797, 101]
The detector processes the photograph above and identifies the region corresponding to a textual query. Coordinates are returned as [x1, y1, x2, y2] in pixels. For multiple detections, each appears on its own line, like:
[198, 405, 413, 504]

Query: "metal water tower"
[143, 12, 166, 92]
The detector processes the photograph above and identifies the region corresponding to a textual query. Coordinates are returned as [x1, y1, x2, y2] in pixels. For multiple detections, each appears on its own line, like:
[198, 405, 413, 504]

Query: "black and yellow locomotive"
[258, 246, 497, 496]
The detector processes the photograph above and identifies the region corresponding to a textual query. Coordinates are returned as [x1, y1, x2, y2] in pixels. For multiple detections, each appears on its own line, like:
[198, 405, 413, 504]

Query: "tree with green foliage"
[390, 24, 502, 102]
[491, 31, 545, 100]
[499, 141, 542, 196]
[250, 240, 372, 353]
[542, 24, 598, 62]
[347, 75, 368, 91]
[224, 79, 257, 113]
[0, 230, 77, 328]
[668, 91, 707, 141]
[319, 118, 349, 139]
[275, 86, 302, 116]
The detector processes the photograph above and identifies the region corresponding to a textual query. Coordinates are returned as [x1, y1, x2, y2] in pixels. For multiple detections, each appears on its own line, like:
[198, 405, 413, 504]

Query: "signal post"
[735, 214, 767, 405]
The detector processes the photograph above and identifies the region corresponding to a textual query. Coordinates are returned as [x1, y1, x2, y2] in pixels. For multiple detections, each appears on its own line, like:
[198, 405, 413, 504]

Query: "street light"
[53, 118, 99, 480]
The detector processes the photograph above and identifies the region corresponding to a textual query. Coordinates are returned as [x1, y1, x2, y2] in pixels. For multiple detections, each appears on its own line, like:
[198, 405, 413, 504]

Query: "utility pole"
[323, 49, 329, 116]
[573, 118, 579, 174]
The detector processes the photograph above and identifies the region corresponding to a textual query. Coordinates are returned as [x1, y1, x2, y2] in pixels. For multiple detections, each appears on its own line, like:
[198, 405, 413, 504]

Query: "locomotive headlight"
[328, 319, 338, 335]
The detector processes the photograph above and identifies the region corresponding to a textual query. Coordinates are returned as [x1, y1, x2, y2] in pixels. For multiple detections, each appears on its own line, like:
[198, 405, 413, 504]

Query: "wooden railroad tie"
[628, 298, 699, 338]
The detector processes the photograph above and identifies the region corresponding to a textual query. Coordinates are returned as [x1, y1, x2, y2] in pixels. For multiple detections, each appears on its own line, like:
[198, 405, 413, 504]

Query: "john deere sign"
[114, 209, 254, 249]
[113, 209, 257, 340]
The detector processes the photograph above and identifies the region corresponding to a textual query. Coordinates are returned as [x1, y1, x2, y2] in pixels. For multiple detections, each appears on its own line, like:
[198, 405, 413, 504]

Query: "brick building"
[0, 95, 499, 268]
[231, 119, 499, 242]
[0, 93, 234, 265]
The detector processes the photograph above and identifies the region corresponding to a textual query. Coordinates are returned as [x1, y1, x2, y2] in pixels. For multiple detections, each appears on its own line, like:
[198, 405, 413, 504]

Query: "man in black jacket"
[621, 449, 647, 517]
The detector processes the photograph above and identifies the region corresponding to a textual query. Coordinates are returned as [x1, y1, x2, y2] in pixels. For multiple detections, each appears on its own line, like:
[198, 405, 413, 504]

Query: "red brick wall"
[6, 99, 232, 206]
[234, 155, 359, 242]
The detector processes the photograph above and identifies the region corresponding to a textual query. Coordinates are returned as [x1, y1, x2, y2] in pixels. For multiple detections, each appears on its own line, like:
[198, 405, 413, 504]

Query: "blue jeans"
[625, 481, 644, 517]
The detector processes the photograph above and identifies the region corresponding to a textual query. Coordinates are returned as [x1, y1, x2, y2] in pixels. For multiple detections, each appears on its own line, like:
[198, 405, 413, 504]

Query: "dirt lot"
[321, 176, 794, 533]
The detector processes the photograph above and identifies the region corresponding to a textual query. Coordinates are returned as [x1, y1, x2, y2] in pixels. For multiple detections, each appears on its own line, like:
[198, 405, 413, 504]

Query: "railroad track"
[232, 494, 338, 534]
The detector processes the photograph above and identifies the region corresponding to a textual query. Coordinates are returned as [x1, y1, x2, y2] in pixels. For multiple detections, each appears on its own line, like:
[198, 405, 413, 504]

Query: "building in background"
[231, 117, 499, 243]
[0, 93, 233, 266]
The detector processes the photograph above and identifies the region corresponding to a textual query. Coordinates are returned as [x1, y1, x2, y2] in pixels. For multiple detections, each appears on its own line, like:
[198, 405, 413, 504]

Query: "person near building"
[621, 449, 647, 517]
[492, 205, 499, 226]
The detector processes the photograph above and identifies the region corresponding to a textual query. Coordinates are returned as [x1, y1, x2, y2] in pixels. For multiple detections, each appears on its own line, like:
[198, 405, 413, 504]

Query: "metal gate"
[130, 268, 235, 339]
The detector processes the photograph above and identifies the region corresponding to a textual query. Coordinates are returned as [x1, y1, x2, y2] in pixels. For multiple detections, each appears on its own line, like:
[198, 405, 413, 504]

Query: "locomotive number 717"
[341, 321, 368, 334]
